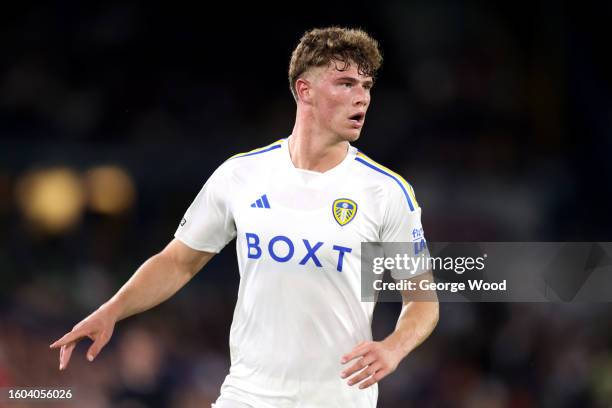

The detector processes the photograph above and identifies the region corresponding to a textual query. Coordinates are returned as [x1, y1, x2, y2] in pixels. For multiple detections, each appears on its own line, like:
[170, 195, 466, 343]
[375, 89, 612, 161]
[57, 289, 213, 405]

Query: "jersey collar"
[281, 136, 356, 178]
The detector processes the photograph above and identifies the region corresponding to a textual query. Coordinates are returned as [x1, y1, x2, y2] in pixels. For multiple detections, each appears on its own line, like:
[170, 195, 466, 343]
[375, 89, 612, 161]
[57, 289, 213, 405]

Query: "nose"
[353, 86, 370, 108]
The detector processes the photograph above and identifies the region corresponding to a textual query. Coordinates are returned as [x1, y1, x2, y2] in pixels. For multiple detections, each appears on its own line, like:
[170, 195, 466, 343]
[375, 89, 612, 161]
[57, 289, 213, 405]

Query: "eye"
[341, 82, 353, 88]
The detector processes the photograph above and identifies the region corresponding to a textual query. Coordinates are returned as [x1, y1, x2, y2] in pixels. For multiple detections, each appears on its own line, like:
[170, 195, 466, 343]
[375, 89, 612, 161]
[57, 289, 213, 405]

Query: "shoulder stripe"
[355, 152, 418, 211]
[228, 139, 284, 160]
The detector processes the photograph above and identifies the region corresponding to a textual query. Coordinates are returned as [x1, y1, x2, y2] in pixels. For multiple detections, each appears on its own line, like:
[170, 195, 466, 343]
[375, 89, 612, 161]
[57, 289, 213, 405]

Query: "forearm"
[384, 299, 439, 359]
[103, 251, 195, 321]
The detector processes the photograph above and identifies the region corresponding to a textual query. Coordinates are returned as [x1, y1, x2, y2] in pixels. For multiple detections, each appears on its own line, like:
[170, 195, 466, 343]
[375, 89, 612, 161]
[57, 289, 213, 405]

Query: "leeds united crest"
[333, 198, 358, 226]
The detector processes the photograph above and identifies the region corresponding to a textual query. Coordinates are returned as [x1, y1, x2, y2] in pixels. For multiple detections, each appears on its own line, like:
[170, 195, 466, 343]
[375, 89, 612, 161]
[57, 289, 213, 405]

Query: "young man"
[51, 27, 439, 407]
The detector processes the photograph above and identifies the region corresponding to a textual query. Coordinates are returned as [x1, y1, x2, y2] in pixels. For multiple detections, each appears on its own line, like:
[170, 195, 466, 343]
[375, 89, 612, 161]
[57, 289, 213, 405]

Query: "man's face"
[307, 61, 373, 142]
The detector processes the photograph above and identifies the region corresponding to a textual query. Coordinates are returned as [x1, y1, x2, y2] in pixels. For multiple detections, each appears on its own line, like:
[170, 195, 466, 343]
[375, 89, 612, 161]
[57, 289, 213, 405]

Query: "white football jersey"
[175, 136, 425, 408]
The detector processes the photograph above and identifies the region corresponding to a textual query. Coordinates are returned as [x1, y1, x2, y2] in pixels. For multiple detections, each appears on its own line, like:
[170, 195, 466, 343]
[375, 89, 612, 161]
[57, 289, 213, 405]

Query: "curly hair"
[288, 27, 383, 101]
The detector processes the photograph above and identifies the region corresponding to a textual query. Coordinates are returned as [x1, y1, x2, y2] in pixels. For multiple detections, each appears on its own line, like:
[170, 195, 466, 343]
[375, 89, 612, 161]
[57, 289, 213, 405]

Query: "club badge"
[333, 198, 358, 226]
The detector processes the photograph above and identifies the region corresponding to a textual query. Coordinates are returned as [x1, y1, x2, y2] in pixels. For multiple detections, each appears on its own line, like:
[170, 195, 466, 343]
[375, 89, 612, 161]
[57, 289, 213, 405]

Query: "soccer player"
[50, 27, 439, 407]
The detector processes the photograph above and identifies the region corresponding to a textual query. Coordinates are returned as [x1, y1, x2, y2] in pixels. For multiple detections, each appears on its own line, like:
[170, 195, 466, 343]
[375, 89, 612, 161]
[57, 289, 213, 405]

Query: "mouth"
[348, 112, 365, 128]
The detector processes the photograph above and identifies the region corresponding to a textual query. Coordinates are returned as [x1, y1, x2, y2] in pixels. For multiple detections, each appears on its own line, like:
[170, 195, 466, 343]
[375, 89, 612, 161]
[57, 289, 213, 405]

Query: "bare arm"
[382, 271, 439, 360]
[107, 238, 214, 321]
[49, 239, 214, 369]
[341, 271, 439, 389]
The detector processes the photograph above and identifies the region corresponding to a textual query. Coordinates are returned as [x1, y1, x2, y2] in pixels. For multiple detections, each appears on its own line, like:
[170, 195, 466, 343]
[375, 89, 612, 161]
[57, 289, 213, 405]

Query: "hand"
[49, 303, 118, 370]
[340, 339, 404, 389]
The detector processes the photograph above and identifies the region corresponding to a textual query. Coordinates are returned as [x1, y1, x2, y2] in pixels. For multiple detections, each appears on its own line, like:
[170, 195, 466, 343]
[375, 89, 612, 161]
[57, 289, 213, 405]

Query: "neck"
[289, 109, 349, 173]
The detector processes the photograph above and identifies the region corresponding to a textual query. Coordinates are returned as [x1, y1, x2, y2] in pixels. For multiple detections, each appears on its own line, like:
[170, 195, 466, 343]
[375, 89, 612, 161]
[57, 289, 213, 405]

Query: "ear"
[296, 78, 313, 104]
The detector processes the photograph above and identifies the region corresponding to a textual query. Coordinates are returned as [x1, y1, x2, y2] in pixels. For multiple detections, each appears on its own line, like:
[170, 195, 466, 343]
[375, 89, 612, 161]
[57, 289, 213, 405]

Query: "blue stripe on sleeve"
[230, 144, 281, 160]
[355, 157, 415, 211]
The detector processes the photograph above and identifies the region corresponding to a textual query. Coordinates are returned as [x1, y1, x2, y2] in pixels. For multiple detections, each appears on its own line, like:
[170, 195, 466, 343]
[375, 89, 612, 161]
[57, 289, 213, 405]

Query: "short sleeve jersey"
[175, 137, 426, 408]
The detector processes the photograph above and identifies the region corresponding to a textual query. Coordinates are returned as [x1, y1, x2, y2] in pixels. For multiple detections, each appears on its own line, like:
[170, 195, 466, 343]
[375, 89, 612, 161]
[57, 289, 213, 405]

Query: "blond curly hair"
[288, 27, 383, 101]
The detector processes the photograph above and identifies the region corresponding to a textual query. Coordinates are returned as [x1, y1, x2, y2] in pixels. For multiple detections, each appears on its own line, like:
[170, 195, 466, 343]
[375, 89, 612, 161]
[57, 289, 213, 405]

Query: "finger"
[86, 333, 108, 362]
[59, 342, 76, 370]
[341, 342, 371, 364]
[50, 330, 86, 349]
[358, 370, 387, 389]
[341, 354, 376, 378]
[347, 363, 381, 386]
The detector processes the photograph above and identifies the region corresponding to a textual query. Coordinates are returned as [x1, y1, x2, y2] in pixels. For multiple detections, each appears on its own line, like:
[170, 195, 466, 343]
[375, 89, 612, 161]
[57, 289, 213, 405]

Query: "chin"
[345, 130, 362, 142]
[336, 129, 362, 143]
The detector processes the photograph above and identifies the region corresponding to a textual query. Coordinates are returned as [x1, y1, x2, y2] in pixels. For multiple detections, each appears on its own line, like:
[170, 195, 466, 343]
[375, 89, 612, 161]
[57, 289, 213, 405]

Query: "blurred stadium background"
[1, 2, 612, 407]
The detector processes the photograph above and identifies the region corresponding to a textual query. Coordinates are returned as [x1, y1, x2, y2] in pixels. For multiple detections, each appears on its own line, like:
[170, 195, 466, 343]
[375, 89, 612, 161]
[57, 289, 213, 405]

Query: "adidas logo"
[250, 194, 271, 209]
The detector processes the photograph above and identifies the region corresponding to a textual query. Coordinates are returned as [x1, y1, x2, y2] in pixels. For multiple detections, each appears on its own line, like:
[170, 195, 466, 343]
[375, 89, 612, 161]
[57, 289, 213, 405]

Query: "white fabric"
[212, 398, 254, 408]
[176, 137, 426, 407]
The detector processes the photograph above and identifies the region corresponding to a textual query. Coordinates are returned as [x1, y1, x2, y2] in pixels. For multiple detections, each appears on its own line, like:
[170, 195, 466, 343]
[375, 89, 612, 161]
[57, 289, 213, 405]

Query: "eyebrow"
[335, 77, 375, 87]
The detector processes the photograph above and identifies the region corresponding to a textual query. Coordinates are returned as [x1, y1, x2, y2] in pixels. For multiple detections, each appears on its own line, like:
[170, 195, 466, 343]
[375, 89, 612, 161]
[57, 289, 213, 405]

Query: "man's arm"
[49, 239, 214, 370]
[341, 271, 439, 389]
